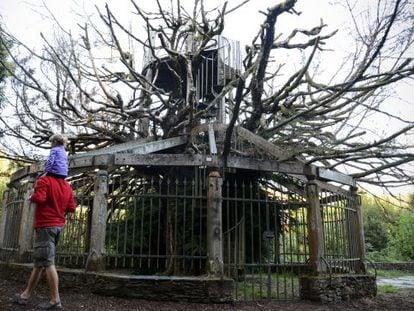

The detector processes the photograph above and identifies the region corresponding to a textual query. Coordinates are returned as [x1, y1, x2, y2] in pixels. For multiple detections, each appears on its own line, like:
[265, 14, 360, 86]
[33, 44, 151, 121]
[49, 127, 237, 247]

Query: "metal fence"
[0, 183, 30, 261]
[222, 175, 308, 300]
[55, 176, 93, 267]
[320, 187, 361, 274]
[0, 168, 363, 301]
[104, 173, 208, 274]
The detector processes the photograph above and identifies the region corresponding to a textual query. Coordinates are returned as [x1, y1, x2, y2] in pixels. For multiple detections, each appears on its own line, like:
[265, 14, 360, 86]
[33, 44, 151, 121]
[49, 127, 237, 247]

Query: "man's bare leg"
[20, 267, 44, 299]
[44, 265, 60, 304]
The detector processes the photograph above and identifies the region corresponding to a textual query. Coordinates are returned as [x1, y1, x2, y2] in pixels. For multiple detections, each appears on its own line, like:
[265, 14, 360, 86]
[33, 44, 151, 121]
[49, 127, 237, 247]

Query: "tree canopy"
[0, 0, 413, 191]
[0, 24, 13, 105]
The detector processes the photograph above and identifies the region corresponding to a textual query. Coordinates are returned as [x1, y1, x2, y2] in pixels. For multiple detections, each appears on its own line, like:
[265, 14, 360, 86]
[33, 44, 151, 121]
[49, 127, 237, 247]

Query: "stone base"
[299, 274, 377, 303]
[0, 262, 234, 303]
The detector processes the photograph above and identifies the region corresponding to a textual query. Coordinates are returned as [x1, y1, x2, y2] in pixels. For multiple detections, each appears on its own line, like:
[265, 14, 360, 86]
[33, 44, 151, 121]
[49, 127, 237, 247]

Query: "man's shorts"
[33, 227, 62, 268]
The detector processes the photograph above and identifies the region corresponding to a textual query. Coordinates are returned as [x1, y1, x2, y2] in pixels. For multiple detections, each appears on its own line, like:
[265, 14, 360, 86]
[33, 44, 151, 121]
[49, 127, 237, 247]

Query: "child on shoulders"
[44, 134, 68, 179]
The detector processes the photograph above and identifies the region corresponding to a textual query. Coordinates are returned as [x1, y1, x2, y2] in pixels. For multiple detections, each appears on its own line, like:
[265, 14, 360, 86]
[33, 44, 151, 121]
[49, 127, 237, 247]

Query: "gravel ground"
[1, 278, 414, 311]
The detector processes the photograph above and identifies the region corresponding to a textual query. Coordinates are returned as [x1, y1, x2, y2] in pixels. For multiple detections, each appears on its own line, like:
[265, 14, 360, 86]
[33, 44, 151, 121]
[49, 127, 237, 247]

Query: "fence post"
[86, 170, 108, 271]
[352, 186, 366, 273]
[306, 177, 326, 274]
[0, 189, 10, 248]
[18, 180, 36, 261]
[207, 170, 224, 276]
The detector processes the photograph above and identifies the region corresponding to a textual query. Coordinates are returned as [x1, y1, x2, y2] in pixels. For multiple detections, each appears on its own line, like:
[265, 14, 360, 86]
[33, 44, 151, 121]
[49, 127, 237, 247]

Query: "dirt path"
[1, 278, 413, 311]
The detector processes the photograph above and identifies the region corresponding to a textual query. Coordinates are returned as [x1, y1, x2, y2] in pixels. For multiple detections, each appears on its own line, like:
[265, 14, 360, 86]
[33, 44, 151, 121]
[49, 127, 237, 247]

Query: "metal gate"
[222, 175, 362, 301]
[222, 175, 308, 300]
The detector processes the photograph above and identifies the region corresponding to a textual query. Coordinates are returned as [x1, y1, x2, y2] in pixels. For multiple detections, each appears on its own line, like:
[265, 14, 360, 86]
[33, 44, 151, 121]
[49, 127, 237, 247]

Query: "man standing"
[14, 174, 76, 310]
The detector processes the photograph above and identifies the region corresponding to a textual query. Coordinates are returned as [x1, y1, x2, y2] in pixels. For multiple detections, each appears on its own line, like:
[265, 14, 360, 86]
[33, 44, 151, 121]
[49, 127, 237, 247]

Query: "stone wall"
[0, 262, 234, 303]
[373, 262, 414, 273]
[299, 274, 377, 303]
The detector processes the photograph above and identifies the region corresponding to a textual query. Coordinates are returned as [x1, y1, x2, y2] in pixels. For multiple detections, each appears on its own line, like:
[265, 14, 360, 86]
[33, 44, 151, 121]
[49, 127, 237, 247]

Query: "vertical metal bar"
[281, 188, 288, 299]
[341, 194, 346, 270]
[115, 195, 121, 268]
[288, 191, 295, 299]
[123, 190, 128, 268]
[247, 180, 253, 300]
[225, 179, 230, 279]
[257, 181, 263, 299]
[131, 183, 137, 269]
[233, 179, 241, 299]
[273, 184, 280, 299]
[174, 178, 179, 269]
[156, 178, 162, 270]
[140, 178, 145, 270]
[198, 175, 202, 272]
[332, 194, 341, 270]
[167, 177, 171, 270]
[107, 179, 114, 266]
[148, 177, 154, 270]
[190, 177, 195, 272]
[182, 177, 187, 273]
[264, 184, 271, 299]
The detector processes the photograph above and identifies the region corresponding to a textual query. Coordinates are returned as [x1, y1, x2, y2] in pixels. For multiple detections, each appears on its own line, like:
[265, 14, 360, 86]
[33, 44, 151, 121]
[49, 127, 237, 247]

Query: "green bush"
[390, 212, 414, 260]
[362, 193, 414, 262]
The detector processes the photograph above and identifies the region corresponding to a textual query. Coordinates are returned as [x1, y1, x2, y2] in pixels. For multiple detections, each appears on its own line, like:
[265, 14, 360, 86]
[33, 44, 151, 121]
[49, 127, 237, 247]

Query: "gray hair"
[49, 134, 68, 145]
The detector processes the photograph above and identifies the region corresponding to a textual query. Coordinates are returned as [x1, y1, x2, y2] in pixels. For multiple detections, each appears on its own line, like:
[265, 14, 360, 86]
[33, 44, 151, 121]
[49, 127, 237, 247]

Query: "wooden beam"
[236, 127, 292, 161]
[306, 181, 326, 274]
[114, 154, 305, 175]
[317, 168, 355, 186]
[289, 173, 351, 196]
[115, 154, 217, 167]
[226, 156, 304, 175]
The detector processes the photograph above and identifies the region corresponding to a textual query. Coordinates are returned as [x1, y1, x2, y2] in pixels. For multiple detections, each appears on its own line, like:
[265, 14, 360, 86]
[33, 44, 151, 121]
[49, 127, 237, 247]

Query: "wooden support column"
[207, 171, 224, 276]
[86, 170, 108, 271]
[0, 190, 10, 248]
[352, 186, 366, 273]
[306, 178, 326, 274]
[18, 180, 36, 261]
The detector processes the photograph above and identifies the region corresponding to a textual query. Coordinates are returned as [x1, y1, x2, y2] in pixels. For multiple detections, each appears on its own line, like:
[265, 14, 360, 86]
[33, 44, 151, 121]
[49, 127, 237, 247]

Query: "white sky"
[0, 0, 348, 49]
[0, 0, 413, 195]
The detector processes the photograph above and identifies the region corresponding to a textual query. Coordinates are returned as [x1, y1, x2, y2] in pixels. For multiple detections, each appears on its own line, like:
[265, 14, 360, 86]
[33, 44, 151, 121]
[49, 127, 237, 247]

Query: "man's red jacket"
[30, 175, 76, 228]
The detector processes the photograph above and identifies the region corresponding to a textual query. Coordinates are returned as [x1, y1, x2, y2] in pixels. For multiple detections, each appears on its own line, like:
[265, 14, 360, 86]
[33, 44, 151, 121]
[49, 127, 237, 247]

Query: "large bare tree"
[0, 0, 413, 190]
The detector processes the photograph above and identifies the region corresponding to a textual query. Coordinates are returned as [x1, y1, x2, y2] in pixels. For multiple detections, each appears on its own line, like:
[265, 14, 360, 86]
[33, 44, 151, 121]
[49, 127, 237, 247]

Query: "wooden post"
[352, 186, 366, 273]
[0, 190, 10, 248]
[86, 170, 108, 271]
[306, 178, 326, 274]
[18, 181, 36, 261]
[207, 171, 224, 276]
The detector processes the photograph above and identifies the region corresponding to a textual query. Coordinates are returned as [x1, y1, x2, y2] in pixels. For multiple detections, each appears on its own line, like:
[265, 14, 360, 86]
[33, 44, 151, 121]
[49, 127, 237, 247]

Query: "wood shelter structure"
[0, 35, 372, 302]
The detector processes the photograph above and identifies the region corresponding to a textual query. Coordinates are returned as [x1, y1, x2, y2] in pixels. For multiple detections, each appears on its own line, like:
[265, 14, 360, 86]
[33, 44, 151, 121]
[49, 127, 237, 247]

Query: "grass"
[378, 284, 399, 294]
[235, 272, 299, 300]
[372, 269, 414, 278]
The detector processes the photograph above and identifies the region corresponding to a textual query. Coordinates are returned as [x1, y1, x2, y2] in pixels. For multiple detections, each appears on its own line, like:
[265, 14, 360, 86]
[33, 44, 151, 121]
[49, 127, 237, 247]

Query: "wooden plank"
[289, 173, 351, 196]
[130, 136, 187, 154]
[72, 137, 154, 157]
[115, 153, 304, 175]
[306, 181, 326, 273]
[93, 154, 115, 167]
[236, 127, 292, 161]
[115, 154, 218, 167]
[9, 167, 30, 183]
[207, 175, 224, 276]
[208, 123, 217, 155]
[69, 156, 94, 168]
[226, 156, 304, 175]
[318, 168, 355, 186]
